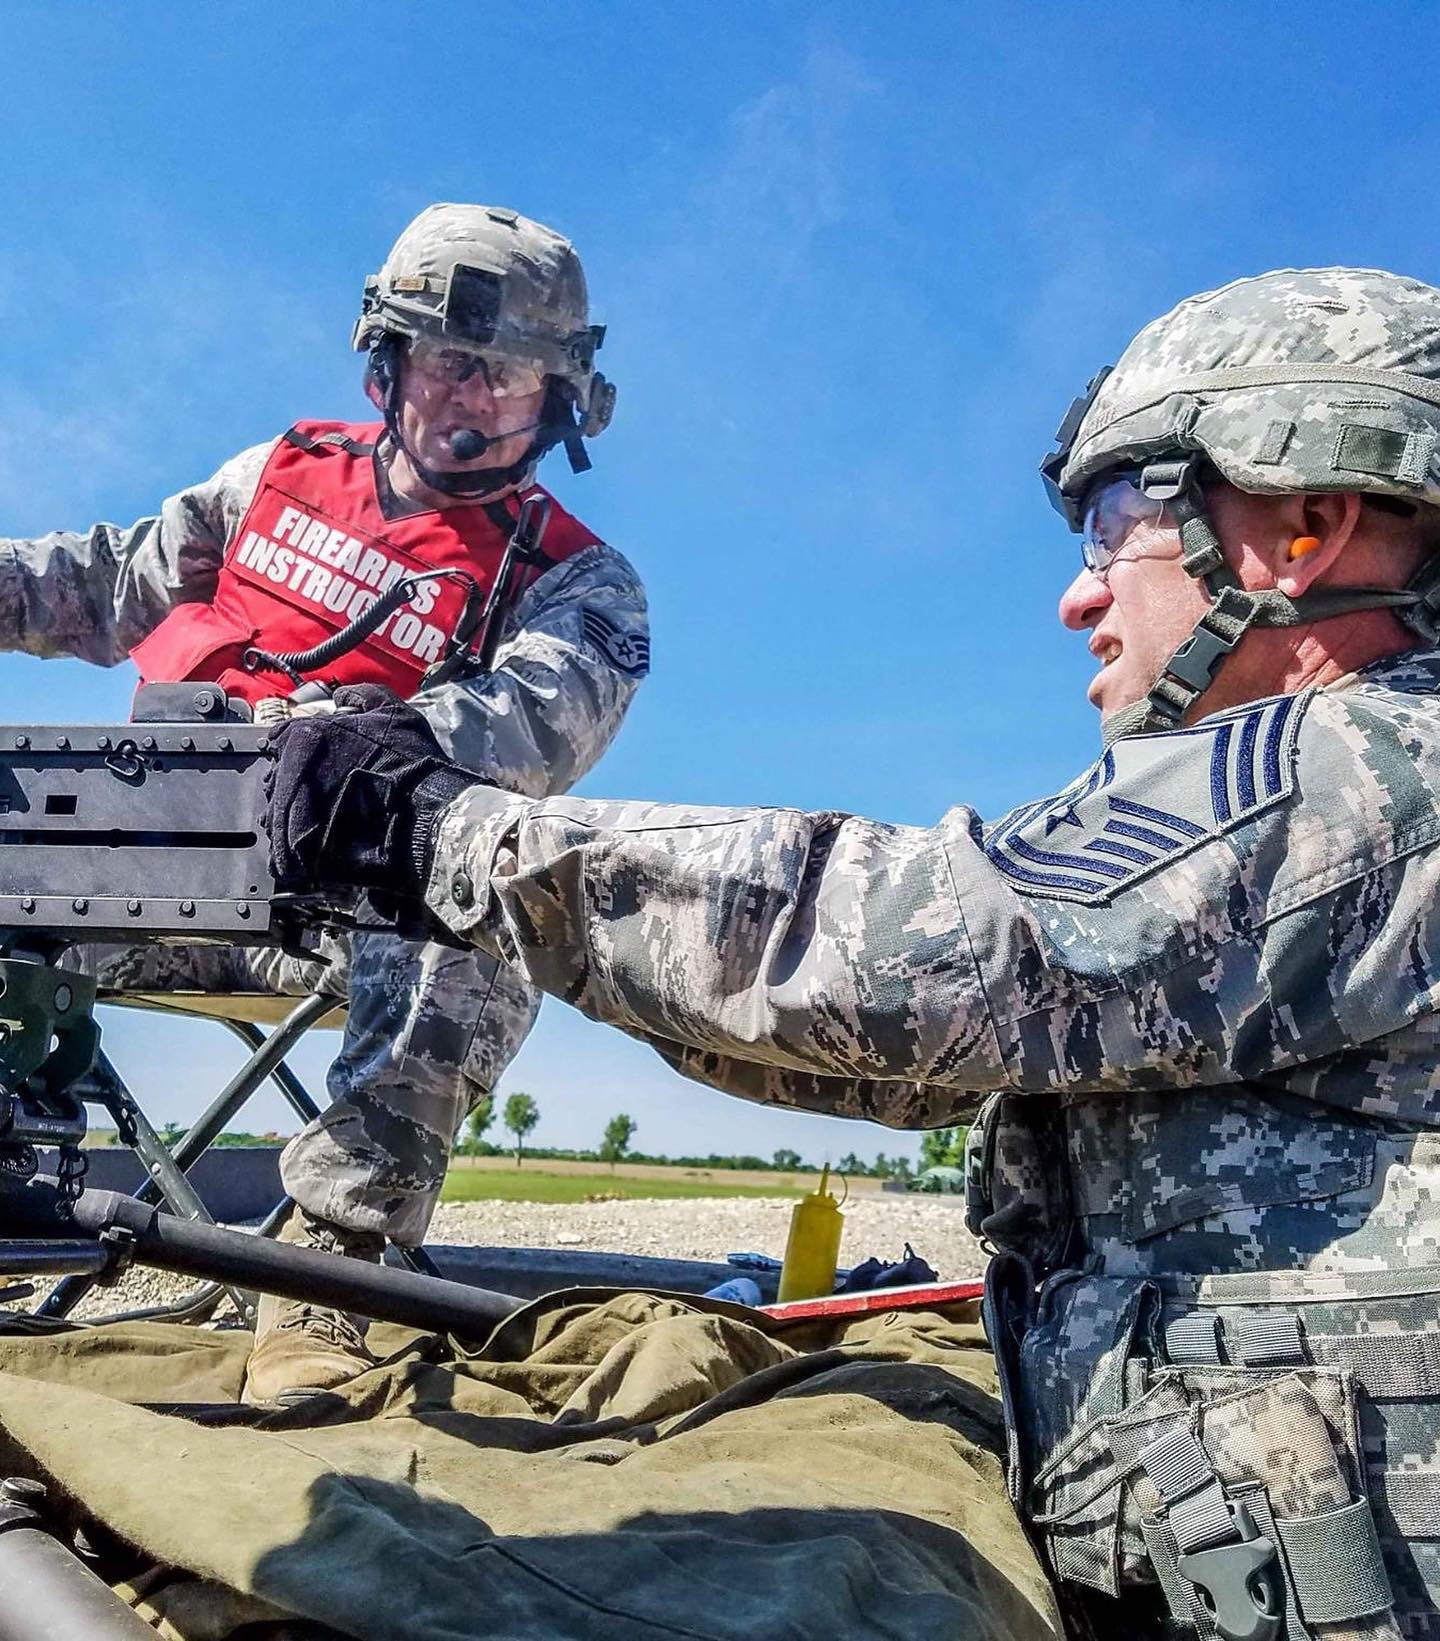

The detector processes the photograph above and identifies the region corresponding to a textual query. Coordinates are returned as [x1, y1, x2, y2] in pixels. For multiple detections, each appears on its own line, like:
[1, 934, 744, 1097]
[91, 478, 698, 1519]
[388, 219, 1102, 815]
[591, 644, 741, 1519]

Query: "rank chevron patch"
[983, 692, 1310, 904]
[581, 607, 651, 676]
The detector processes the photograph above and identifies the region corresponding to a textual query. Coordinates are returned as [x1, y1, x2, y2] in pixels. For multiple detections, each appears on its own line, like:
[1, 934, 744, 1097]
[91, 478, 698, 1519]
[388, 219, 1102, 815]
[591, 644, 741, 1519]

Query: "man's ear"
[1274, 493, 1363, 596]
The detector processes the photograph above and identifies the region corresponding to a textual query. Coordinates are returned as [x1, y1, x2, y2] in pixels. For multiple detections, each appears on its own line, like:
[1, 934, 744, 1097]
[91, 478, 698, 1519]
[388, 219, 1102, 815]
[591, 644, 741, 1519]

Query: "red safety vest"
[130, 420, 599, 704]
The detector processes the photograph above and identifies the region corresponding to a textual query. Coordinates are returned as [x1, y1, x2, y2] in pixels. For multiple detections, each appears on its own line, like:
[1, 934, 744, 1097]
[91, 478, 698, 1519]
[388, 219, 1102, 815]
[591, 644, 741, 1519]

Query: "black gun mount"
[0, 684, 520, 1351]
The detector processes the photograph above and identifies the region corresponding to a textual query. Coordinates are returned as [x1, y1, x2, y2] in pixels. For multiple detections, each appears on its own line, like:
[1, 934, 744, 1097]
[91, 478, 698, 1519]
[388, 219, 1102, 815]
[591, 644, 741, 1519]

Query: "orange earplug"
[1289, 535, 1322, 559]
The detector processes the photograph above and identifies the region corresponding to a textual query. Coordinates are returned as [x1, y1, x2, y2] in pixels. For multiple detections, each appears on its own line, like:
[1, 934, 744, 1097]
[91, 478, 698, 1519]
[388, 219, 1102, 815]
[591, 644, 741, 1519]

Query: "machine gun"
[0, 680, 523, 1325]
[0, 487, 554, 1290]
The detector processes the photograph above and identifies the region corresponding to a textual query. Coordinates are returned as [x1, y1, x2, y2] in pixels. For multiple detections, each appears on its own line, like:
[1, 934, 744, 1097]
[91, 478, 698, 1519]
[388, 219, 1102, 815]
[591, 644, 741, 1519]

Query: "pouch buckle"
[1176, 1498, 1283, 1641]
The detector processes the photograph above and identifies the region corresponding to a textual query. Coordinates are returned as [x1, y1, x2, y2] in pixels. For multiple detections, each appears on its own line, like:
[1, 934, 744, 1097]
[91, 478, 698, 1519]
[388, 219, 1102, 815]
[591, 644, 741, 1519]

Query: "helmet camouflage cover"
[353, 203, 611, 430]
[1047, 267, 1440, 527]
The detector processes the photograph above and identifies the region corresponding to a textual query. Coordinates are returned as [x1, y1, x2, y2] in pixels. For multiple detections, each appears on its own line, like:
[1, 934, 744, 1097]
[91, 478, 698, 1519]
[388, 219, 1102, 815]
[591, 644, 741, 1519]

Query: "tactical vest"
[970, 1067, 1440, 1639]
[130, 421, 599, 704]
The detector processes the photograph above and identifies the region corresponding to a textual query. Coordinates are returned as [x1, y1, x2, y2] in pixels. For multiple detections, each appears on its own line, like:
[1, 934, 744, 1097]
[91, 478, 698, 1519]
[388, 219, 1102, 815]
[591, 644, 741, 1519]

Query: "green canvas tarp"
[0, 1290, 1062, 1640]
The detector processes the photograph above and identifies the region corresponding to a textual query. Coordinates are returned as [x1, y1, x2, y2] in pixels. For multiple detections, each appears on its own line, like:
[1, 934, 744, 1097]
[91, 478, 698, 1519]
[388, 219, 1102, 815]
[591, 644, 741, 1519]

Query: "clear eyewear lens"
[1081, 476, 1166, 575]
[410, 343, 545, 399]
[482, 357, 545, 399]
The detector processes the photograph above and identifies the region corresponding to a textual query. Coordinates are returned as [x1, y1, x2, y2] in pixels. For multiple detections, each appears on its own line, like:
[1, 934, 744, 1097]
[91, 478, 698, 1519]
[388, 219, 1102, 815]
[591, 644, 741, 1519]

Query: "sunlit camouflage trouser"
[67, 932, 540, 1246]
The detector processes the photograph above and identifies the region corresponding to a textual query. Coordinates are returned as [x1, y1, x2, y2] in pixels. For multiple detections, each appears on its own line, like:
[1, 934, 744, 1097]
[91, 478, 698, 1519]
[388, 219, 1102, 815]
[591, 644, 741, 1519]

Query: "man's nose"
[1058, 565, 1111, 631]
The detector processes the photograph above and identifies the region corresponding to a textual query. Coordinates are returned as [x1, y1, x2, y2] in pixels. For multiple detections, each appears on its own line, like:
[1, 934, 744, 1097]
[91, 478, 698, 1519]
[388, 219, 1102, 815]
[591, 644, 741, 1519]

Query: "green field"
[440, 1168, 807, 1205]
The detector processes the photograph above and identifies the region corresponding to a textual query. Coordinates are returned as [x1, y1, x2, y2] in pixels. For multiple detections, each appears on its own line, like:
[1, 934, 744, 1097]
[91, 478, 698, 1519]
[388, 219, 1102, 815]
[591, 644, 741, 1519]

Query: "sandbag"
[0, 1293, 1061, 1641]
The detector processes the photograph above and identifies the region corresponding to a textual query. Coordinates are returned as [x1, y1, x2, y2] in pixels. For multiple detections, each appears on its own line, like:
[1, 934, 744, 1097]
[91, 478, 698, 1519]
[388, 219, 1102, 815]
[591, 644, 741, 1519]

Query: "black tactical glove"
[264, 683, 474, 899]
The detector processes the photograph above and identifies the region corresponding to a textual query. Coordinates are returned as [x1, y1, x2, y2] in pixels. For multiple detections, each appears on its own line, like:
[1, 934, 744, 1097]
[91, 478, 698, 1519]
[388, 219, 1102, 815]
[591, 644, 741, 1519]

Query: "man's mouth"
[1092, 637, 1123, 668]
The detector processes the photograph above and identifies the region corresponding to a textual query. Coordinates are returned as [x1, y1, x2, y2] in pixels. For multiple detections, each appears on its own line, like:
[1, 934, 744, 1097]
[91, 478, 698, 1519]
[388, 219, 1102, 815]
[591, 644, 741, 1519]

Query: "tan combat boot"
[242, 1207, 385, 1406]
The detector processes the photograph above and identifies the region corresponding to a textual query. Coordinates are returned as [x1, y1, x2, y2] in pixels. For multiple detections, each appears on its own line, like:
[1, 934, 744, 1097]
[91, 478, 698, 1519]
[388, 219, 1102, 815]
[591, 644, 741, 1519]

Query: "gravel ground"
[20, 1193, 986, 1322]
[426, 1192, 985, 1272]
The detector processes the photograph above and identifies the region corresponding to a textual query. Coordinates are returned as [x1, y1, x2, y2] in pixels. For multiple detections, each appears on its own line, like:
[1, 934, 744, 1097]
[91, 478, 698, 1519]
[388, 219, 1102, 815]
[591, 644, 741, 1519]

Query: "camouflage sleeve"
[410, 542, 648, 798]
[0, 441, 272, 665]
[424, 679, 1440, 1123]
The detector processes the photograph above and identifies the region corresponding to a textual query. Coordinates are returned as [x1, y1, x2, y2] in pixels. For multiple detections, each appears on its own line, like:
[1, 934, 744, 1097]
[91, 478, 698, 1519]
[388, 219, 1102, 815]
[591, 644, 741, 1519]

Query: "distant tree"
[920, 1128, 955, 1171]
[771, 1147, 802, 1172]
[463, 1093, 496, 1155]
[599, 1112, 636, 1171]
[890, 1155, 914, 1182]
[872, 1152, 892, 1179]
[919, 1127, 968, 1171]
[503, 1093, 540, 1166]
[838, 1151, 866, 1178]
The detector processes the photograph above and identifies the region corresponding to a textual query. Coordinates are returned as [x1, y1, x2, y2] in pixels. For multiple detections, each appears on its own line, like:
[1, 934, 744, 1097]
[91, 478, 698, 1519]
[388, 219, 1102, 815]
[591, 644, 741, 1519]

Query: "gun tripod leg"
[39, 994, 339, 1322]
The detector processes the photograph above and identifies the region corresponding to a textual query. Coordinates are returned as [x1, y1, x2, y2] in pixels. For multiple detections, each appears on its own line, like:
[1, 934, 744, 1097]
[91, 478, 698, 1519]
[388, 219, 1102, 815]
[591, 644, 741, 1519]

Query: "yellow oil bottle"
[777, 1165, 845, 1302]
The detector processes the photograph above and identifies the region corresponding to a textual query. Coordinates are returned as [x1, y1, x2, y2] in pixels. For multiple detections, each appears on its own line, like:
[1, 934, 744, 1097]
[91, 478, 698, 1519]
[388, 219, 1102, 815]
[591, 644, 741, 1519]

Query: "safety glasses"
[1081, 472, 1175, 576]
[408, 340, 546, 400]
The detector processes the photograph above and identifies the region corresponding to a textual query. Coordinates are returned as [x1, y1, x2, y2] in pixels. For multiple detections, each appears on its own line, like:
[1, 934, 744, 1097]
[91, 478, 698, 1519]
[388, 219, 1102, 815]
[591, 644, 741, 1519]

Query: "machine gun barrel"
[70, 1190, 522, 1336]
[0, 1476, 156, 1640]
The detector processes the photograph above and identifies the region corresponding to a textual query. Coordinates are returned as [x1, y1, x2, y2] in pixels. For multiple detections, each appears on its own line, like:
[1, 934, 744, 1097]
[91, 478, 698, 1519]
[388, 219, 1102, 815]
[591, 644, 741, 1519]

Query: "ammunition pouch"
[973, 1098, 1440, 1637]
[1014, 1274, 1403, 1639]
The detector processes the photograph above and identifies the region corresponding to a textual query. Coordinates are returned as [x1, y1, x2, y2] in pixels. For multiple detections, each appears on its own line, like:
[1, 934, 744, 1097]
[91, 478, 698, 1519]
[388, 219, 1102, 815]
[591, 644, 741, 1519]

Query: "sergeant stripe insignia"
[581, 607, 651, 676]
[983, 692, 1308, 904]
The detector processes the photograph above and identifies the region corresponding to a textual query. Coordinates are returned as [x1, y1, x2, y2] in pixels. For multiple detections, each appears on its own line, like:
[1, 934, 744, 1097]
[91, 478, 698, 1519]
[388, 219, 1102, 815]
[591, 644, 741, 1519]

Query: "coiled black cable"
[243, 568, 480, 684]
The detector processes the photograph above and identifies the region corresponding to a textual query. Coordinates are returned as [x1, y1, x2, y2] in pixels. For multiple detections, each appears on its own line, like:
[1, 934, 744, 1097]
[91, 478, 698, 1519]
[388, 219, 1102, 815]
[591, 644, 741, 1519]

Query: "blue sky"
[0, 1, 1434, 1166]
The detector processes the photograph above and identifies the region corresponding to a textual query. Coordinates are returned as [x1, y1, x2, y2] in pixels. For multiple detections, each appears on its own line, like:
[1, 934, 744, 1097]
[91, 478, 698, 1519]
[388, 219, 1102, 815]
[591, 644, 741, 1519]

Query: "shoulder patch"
[983, 693, 1309, 904]
[581, 606, 650, 676]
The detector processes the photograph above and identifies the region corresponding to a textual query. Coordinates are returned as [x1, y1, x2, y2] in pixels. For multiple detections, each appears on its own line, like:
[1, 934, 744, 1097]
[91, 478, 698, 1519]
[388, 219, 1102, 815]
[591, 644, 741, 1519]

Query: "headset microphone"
[447, 422, 546, 462]
[448, 428, 491, 460]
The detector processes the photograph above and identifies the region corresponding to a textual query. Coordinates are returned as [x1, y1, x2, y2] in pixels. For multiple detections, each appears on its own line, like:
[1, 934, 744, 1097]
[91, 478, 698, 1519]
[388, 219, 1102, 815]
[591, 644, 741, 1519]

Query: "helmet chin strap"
[1101, 457, 1440, 747]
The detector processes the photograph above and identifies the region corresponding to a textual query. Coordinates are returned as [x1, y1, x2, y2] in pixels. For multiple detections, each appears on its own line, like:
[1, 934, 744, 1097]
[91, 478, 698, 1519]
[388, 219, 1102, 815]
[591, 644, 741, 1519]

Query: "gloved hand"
[264, 683, 474, 898]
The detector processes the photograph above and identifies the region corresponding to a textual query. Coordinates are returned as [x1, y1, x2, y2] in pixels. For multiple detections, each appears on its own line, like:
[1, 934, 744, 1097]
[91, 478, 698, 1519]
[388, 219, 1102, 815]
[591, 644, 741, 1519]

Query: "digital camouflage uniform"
[0, 436, 648, 1244]
[410, 273, 1440, 1636]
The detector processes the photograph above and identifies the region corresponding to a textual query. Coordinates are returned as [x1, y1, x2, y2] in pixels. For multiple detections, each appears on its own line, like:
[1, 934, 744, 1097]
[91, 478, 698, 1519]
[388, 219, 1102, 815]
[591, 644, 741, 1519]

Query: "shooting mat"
[0, 1292, 1060, 1640]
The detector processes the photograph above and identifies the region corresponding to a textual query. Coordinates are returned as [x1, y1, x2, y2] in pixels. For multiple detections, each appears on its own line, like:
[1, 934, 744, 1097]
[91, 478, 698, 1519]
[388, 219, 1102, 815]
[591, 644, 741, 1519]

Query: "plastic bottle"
[777, 1165, 845, 1302]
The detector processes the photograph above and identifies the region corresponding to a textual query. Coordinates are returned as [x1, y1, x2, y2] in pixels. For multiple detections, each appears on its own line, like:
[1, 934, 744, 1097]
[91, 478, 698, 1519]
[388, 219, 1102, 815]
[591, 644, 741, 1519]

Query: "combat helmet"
[354, 203, 615, 497]
[1040, 267, 1440, 741]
